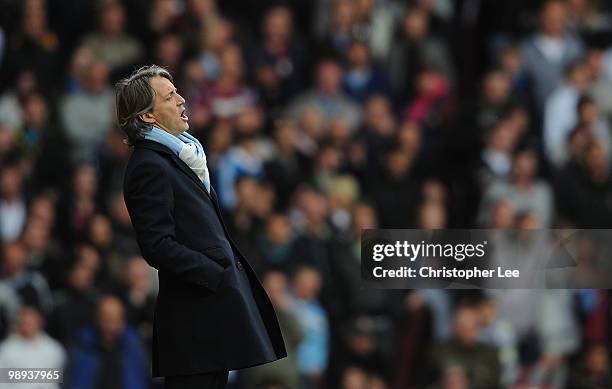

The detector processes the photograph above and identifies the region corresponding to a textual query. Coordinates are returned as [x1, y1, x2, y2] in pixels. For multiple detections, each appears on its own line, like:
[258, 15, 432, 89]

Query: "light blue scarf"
[144, 126, 211, 193]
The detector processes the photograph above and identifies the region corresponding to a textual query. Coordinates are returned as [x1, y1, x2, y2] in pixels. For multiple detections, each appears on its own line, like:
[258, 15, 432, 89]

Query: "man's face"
[264, 8, 291, 43]
[347, 42, 370, 68]
[101, 4, 125, 35]
[149, 76, 189, 135]
[541, 1, 567, 36]
[317, 62, 342, 94]
[97, 298, 125, 341]
[17, 308, 42, 339]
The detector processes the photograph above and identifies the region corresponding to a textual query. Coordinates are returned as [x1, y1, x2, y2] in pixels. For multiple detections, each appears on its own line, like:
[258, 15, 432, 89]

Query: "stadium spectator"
[180, 0, 225, 55]
[64, 295, 148, 389]
[15, 94, 73, 193]
[287, 59, 361, 132]
[368, 146, 421, 228]
[249, 6, 307, 112]
[0, 306, 65, 389]
[0, 165, 27, 243]
[119, 257, 155, 355]
[242, 271, 304, 389]
[521, 0, 585, 111]
[342, 40, 391, 104]
[0, 70, 38, 132]
[264, 119, 313, 210]
[193, 43, 260, 127]
[55, 164, 101, 248]
[388, 6, 454, 104]
[288, 265, 330, 389]
[479, 149, 554, 227]
[59, 60, 114, 163]
[0, 0, 61, 92]
[1, 241, 52, 314]
[556, 138, 612, 228]
[568, 343, 612, 389]
[80, 0, 143, 74]
[150, 33, 185, 78]
[583, 45, 612, 119]
[543, 61, 590, 168]
[428, 306, 501, 389]
[354, 95, 396, 177]
[47, 253, 99, 345]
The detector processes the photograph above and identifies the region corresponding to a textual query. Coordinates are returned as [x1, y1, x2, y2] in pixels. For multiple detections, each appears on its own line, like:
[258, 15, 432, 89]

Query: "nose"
[177, 93, 186, 105]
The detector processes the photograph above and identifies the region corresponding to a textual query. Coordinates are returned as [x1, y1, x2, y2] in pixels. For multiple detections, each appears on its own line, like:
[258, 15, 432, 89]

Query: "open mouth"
[180, 109, 188, 121]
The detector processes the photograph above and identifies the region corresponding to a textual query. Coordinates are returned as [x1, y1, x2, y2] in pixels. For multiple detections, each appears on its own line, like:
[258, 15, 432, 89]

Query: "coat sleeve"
[123, 159, 226, 292]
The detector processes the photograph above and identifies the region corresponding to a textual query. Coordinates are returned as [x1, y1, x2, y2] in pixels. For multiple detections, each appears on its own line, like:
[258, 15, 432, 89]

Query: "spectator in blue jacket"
[288, 265, 329, 389]
[65, 295, 148, 389]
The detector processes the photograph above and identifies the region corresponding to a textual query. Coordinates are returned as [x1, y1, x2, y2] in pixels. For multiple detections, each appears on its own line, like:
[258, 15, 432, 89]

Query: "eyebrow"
[165, 88, 176, 98]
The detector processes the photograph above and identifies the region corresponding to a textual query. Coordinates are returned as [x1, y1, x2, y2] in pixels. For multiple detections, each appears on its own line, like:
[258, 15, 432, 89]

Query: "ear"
[139, 111, 156, 124]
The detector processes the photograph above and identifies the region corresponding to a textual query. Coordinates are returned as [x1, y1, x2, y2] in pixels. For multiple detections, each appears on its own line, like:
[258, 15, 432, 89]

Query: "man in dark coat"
[118, 65, 287, 389]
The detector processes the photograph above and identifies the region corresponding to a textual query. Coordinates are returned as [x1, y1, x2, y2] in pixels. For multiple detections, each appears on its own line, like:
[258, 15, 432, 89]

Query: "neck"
[514, 178, 531, 189]
[543, 30, 562, 39]
[218, 75, 239, 90]
[20, 332, 37, 341]
[155, 124, 182, 137]
[279, 143, 294, 154]
[101, 334, 118, 349]
[102, 30, 121, 39]
[265, 38, 287, 54]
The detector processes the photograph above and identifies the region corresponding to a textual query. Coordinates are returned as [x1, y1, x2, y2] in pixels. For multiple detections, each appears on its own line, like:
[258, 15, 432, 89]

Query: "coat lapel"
[135, 139, 214, 203]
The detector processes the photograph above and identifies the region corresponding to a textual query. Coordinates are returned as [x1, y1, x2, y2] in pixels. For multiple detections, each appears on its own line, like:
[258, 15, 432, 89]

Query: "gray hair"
[115, 65, 173, 146]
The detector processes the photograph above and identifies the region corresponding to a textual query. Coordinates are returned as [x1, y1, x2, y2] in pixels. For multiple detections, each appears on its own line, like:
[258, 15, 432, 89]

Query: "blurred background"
[0, 0, 612, 388]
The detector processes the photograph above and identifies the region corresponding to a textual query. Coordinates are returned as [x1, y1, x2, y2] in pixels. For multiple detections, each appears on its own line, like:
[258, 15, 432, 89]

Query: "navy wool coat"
[123, 139, 287, 377]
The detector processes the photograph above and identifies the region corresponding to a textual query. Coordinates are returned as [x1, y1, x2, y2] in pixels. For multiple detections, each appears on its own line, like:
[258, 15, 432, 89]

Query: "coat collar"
[134, 139, 217, 204]
[134, 138, 173, 155]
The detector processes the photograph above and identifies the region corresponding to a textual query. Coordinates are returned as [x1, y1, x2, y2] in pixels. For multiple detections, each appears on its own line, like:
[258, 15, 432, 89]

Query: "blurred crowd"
[1, 0, 612, 388]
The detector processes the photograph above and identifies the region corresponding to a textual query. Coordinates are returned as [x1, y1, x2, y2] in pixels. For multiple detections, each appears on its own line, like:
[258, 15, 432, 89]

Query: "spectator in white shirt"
[0, 306, 66, 389]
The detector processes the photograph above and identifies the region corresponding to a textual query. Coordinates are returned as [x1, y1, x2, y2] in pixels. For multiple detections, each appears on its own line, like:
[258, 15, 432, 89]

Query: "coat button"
[236, 261, 242, 270]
